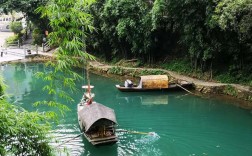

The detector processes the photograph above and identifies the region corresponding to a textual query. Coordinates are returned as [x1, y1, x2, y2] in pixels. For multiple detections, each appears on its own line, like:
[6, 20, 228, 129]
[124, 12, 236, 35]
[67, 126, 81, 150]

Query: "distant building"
[0, 12, 25, 32]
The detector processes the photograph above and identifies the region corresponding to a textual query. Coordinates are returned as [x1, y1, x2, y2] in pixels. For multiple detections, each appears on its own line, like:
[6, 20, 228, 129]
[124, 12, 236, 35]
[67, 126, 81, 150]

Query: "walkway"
[0, 32, 53, 63]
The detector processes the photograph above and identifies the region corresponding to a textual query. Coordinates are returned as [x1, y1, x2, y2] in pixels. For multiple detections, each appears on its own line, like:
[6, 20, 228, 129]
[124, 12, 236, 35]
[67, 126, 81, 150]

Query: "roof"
[140, 75, 168, 89]
[78, 102, 117, 132]
[140, 75, 168, 81]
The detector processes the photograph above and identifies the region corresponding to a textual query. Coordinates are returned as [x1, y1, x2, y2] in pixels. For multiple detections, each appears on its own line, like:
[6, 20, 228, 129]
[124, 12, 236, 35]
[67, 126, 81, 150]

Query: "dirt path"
[0, 32, 14, 47]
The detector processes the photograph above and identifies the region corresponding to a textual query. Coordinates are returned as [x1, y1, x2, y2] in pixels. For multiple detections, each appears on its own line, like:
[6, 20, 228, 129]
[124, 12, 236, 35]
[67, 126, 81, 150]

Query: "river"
[2, 62, 252, 156]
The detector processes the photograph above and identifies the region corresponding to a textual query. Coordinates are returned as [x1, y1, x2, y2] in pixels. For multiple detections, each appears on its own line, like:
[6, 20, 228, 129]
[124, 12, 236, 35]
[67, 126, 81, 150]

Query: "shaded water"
[2, 63, 252, 156]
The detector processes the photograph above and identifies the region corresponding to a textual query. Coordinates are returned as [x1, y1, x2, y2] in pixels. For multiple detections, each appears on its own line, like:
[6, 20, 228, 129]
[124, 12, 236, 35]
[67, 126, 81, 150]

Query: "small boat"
[115, 75, 193, 92]
[77, 86, 118, 145]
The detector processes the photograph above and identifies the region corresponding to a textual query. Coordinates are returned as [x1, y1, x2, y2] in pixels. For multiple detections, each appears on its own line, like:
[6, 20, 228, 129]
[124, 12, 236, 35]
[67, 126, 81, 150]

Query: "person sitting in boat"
[80, 92, 95, 105]
[124, 79, 133, 88]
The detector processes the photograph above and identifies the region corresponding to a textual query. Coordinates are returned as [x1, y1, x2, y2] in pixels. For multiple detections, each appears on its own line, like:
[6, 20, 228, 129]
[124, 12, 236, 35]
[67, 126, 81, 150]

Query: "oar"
[176, 83, 194, 95]
[55, 132, 84, 148]
[116, 130, 154, 135]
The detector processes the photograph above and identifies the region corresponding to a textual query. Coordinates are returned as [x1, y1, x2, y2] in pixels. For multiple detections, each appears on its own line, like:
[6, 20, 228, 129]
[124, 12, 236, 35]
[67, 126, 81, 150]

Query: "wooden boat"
[115, 75, 193, 92]
[77, 86, 118, 145]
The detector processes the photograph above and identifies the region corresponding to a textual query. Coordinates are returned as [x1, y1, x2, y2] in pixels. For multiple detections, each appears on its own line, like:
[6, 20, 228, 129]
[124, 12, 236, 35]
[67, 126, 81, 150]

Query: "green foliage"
[32, 28, 44, 45]
[215, 73, 237, 84]
[88, 0, 153, 61]
[37, 0, 95, 61]
[161, 58, 193, 74]
[215, 67, 252, 85]
[3, 0, 250, 85]
[86, 0, 251, 84]
[2, 0, 96, 155]
[0, 100, 53, 155]
[108, 66, 124, 75]
[0, 76, 6, 97]
[35, 0, 96, 115]
[10, 21, 23, 34]
[223, 85, 238, 96]
[139, 69, 166, 76]
[5, 35, 19, 45]
[212, 0, 252, 42]
[1, 0, 49, 31]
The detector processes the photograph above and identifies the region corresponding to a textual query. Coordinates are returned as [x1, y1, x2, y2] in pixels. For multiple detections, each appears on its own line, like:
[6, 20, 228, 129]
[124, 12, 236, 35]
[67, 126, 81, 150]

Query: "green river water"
[2, 63, 252, 156]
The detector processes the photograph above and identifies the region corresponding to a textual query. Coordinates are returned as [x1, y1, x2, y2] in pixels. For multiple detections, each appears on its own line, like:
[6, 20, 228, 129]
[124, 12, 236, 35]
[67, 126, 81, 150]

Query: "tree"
[35, 0, 95, 112]
[0, 74, 53, 155]
[10, 21, 23, 35]
[88, 0, 155, 62]
[210, 0, 252, 82]
[1, 0, 50, 40]
[1, 0, 96, 154]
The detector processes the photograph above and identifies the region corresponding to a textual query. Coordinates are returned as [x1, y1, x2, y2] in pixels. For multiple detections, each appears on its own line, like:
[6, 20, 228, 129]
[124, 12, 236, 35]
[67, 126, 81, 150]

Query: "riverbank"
[1, 49, 251, 108]
[1, 39, 251, 108]
[89, 60, 252, 108]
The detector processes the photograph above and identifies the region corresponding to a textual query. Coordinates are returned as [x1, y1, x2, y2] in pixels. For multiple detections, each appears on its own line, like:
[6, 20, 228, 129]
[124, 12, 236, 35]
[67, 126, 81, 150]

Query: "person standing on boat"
[80, 85, 95, 105]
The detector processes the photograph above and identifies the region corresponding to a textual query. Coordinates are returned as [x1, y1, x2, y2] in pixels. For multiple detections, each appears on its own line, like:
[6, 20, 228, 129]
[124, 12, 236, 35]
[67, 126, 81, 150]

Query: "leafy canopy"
[35, 0, 96, 113]
[10, 21, 23, 34]
[0, 74, 53, 155]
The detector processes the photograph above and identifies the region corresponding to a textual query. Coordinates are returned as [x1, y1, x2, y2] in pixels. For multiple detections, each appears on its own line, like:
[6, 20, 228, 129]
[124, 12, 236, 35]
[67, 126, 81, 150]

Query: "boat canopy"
[138, 75, 168, 89]
[78, 102, 117, 132]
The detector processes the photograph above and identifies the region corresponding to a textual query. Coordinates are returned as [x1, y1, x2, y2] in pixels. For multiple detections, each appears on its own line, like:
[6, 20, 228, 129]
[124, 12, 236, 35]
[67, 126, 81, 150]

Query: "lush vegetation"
[0, 0, 251, 154]
[86, 0, 252, 84]
[1, 0, 95, 155]
[0, 75, 54, 155]
[10, 21, 23, 34]
[35, 0, 95, 111]
[1, 0, 50, 45]
[1, 0, 49, 31]
[2, 0, 251, 84]
[0, 100, 53, 155]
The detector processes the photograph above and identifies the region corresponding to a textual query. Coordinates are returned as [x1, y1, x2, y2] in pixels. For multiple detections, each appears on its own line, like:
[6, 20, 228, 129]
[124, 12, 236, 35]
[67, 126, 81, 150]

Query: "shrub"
[32, 28, 44, 45]
[10, 21, 23, 35]
[5, 35, 19, 45]
[0, 102, 53, 155]
[223, 85, 238, 96]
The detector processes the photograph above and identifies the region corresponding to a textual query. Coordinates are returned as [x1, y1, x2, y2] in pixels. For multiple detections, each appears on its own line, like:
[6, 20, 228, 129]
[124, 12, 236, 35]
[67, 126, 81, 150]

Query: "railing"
[1, 44, 39, 58]
[23, 44, 39, 55]
[3, 50, 25, 57]
[6, 40, 21, 48]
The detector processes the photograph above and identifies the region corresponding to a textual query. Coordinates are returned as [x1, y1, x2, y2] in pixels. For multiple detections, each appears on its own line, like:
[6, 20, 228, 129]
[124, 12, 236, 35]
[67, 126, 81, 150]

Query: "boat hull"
[115, 83, 193, 92]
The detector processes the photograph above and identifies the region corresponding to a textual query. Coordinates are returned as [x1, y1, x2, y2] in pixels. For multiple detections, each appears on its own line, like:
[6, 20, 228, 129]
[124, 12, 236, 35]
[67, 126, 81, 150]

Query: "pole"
[176, 83, 194, 95]
[23, 46, 26, 57]
[42, 43, 44, 52]
[116, 130, 154, 135]
[55, 132, 84, 148]
[35, 44, 38, 54]
[1, 46, 3, 57]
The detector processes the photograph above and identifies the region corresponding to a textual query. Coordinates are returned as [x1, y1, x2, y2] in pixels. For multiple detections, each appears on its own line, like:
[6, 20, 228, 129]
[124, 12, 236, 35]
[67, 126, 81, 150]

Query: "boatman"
[124, 79, 133, 87]
[80, 85, 95, 105]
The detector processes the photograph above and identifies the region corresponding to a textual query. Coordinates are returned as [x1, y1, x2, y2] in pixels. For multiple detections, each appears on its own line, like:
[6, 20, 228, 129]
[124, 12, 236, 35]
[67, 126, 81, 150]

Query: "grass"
[160, 58, 193, 74]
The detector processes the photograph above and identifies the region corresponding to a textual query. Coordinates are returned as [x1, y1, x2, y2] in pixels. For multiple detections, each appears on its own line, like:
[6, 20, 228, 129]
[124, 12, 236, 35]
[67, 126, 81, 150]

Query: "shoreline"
[1, 53, 252, 109]
[88, 60, 252, 109]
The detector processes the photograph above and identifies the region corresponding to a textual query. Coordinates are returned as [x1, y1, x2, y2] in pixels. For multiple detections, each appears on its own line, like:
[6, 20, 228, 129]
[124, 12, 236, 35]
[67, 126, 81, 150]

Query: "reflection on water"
[3, 63, 252, 156]
[117, 93, 169, 105]
[50, 124, 84, 156]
